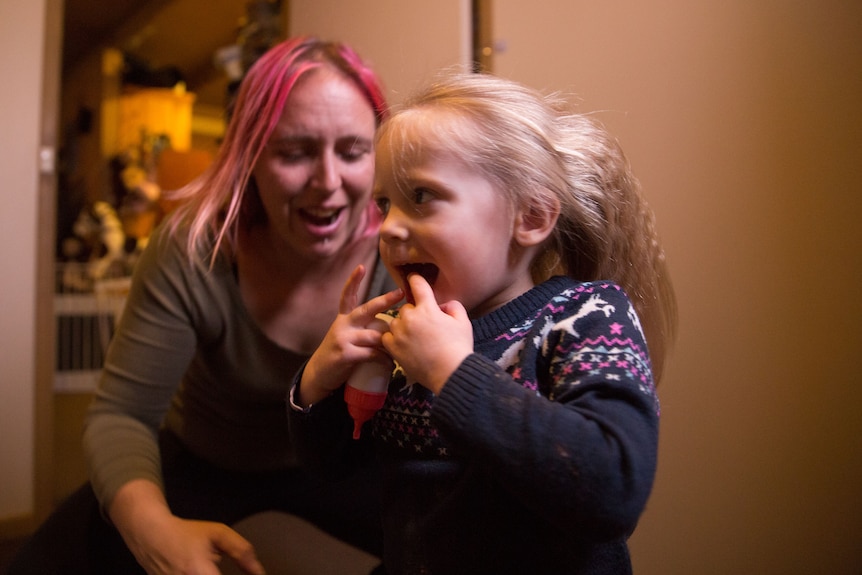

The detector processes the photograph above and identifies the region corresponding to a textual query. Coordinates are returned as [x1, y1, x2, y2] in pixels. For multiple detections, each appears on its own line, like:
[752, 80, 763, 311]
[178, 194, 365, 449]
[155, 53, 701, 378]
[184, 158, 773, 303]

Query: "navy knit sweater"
[290, 276, 659, 575]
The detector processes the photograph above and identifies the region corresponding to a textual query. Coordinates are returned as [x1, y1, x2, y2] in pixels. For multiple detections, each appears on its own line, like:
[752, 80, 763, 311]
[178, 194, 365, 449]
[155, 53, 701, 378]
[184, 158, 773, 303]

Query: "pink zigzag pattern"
[544, 302, 567, 315]
[388, 396, 433, 410]
[496, 330, 530, 342]
[557, 335, 648, 360]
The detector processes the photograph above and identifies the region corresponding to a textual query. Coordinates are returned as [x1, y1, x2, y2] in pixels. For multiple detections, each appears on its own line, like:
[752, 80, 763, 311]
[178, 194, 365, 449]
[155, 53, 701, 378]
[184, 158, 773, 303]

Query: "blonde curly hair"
[378, 72, 677, 381]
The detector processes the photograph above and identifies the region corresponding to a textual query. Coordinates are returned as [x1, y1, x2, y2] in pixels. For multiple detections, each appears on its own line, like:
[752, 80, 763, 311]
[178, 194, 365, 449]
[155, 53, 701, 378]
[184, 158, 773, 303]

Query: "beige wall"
[0, 0, 46, 525]
[492, 2, 862, 573]
[289, 0, 472, 105]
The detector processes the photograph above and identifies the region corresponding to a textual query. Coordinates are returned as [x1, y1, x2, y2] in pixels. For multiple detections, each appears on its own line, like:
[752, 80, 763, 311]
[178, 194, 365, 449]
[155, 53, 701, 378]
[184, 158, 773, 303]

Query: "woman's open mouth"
[398, 263, 439, 304]
[300, 207, 344, 232]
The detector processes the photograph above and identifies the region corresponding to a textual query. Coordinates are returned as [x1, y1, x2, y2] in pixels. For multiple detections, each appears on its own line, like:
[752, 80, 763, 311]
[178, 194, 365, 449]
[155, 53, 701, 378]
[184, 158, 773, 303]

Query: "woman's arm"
[83, 227, 266, 575]
[84, 226, 200, 507]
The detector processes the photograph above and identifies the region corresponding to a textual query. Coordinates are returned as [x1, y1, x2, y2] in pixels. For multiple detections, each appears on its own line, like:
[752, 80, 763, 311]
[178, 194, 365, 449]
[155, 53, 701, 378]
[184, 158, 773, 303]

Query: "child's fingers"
[352, 288, 404, 324]
[341, 266, 404, 321]
[339, 265, 368, 314]
[438, 299, 468, 321]
[406, 273, 438, 307]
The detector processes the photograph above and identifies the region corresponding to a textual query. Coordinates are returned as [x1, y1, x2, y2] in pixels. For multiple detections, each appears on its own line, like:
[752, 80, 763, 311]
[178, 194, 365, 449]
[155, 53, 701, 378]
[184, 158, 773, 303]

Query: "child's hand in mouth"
[398, 263, 439, 304]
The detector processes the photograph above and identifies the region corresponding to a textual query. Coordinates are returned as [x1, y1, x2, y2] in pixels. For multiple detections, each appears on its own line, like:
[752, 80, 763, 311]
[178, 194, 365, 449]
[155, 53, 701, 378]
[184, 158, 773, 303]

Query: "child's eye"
[374, 197, 390, 215]
[412, 187, 433, 204]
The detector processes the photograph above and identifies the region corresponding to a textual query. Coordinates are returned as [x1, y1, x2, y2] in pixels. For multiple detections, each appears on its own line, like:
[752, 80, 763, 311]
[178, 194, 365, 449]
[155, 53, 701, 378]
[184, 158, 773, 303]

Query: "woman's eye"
[274, 147, 309, 162]
[339, 139, 371, 162]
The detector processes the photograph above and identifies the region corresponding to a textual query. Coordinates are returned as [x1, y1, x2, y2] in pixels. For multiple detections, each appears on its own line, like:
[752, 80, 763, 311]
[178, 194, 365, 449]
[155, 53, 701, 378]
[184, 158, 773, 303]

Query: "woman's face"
[252, 65, 377, 260]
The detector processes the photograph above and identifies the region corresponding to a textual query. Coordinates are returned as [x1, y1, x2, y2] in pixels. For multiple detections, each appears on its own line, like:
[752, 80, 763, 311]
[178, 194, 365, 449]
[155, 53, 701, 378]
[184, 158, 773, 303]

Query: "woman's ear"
[513, 192, 560, 248]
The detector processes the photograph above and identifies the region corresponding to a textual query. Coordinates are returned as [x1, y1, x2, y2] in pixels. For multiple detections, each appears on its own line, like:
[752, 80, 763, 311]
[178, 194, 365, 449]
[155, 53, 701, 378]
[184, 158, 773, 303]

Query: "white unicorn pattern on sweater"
[555, 293, 616, 337]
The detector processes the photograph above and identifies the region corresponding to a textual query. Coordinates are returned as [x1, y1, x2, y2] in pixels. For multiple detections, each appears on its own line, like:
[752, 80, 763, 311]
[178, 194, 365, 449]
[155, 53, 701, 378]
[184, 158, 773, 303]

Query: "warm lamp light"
[117, 85, 196, 152]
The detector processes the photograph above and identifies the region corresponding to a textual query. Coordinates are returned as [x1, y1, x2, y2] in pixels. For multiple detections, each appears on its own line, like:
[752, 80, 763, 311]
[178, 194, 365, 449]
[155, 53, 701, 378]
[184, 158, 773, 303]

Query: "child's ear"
[513, 193, 560, 247]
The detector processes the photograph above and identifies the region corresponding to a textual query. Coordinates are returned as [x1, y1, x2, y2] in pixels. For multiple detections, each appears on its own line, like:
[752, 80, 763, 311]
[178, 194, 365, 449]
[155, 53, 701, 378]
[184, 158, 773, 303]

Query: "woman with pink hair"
[11, 37, 391, 575]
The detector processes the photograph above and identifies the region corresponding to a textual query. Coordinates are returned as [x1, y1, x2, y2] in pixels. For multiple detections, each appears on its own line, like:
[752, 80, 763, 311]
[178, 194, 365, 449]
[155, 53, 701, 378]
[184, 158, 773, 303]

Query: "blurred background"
[1, 1, 860, 574]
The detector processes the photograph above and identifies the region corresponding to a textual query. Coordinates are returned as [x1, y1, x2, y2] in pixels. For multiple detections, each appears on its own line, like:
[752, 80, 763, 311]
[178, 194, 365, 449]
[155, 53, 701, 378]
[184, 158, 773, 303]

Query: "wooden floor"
[0, 536, 26, 574]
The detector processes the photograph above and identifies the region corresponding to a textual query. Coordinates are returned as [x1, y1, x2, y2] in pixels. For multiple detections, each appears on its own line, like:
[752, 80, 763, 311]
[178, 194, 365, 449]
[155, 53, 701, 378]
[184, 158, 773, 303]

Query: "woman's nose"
[312, 152, 341, 192]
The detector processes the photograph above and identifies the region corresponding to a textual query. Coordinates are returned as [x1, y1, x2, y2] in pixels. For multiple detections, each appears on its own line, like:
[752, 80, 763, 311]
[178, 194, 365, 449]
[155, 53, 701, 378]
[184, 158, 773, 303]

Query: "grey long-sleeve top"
[83, 222, 392, 509]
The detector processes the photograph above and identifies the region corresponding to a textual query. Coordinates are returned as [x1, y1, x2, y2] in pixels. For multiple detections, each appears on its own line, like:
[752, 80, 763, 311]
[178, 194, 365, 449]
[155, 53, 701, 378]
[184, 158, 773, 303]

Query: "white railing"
[54, 262, 131, 393]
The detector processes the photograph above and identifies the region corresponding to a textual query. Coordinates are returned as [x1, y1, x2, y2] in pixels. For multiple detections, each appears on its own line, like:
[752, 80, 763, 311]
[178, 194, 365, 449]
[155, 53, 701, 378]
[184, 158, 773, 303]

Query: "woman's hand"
[130, 517, 264, 575]
[297, 265, 404, 407]
[110, 480, 265, 575]
[382, 273, 473, 394]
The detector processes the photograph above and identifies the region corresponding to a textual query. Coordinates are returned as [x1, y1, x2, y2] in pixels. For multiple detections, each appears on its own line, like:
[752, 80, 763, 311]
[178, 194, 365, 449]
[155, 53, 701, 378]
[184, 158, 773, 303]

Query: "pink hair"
[165, 36, 388, 264]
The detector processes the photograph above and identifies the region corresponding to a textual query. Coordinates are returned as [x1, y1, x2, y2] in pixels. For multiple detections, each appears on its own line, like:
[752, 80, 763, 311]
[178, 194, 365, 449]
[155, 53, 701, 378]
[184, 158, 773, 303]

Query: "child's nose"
[379, 210, 408, 243]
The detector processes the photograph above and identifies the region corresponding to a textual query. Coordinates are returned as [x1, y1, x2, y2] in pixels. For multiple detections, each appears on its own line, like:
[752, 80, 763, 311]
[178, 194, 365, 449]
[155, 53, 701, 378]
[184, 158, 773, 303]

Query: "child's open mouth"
[398, 263, 439, 304]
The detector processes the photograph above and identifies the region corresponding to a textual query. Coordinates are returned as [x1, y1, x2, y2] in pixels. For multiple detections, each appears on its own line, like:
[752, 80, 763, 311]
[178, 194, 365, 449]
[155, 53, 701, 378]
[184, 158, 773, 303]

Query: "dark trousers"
[6, 429, 383, 575]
